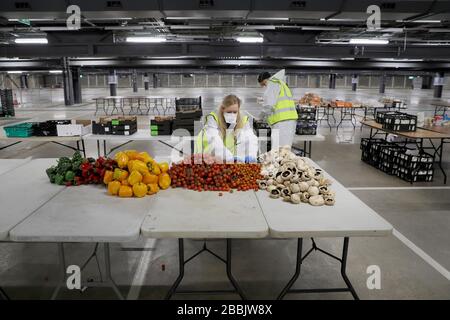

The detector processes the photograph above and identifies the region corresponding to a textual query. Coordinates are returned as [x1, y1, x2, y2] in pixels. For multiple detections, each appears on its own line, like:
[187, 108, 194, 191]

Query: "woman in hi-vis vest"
[195, 95, 258, 163]
[258, 70, 298, 149]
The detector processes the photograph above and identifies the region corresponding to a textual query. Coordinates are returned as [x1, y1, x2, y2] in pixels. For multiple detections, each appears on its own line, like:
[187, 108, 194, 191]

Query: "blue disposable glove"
[244, 156, 257, 163]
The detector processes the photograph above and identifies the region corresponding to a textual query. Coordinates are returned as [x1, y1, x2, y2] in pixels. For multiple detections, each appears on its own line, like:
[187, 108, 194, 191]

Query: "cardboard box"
[57, 120, 91, 136]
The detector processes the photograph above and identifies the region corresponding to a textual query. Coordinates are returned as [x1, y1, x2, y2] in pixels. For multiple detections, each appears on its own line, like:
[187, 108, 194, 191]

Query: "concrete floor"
[0, 87, 449, 300]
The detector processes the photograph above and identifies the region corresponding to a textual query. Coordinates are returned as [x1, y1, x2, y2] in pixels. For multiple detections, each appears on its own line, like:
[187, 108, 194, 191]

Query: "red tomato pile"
[169, 155, 262, 192]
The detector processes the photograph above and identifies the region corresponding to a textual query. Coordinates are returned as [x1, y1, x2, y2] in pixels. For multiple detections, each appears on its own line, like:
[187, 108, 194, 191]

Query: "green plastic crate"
[3, 122, 35, 137]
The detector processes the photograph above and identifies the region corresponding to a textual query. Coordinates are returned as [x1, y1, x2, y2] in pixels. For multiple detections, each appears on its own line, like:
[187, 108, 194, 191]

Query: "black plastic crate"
[397, 167, 434, 183]
[175, 97, 202, 112]
[378, 161, 399, 176]
[375, 109, 400, 124]
[33, 120, 71, 136]
[150, 118, 173, 131]
[395, 152, 434, 170]
[253, 120, 271, 137]
[110, 126, 137, 136]
[92, 122, 109, 135]
[383, 113, 417, 132]
[296, 120, 317, 135]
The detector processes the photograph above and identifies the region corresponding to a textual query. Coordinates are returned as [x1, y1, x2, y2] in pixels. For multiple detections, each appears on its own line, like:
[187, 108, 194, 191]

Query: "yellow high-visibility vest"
[195, 111, 249, 155]
[267, 78, 298, 126]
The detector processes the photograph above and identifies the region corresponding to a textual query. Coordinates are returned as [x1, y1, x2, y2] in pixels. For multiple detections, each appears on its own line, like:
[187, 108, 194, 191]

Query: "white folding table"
[292, 134, 325, 158]
[0, 158, 65, 300]
[9, 185, 155, 300]
[0, 135, 86, 157]
[0, 159, 65, 241]
[255, 158, 393, 300]
[141, 189, 268, 299]
[0, 158, 31, 176]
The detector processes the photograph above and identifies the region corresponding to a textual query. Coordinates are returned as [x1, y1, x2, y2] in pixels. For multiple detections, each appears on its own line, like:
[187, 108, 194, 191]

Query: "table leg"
[438, 138, 447, 184]
[104, 243, 124, 300]
[226, 239, 247, 300]
[96, 140, 101, 158]
[0, 141, 21, 151]
[165, 239, 185, 300]
[341, 237, 359, 300]
[0, 286, 10, 300]
[277, 237, 359, 300]
[51, 243, 67, 300]
[103, 140, 107, 157]
[165, 239, 246, 300]
[277, 238, 303, 300]
[81, 139, 86, 158]
[309, 141, 312, 158]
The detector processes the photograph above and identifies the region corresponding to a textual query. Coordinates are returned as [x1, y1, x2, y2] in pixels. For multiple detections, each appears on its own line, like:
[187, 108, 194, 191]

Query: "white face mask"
[223, 112, 237, 125]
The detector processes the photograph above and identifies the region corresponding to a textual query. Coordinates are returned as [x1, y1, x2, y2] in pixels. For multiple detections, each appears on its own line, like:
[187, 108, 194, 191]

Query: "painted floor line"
[348, 186, 450, 190]
[392, 229, 450, 281]
[126, 238, 157, 300]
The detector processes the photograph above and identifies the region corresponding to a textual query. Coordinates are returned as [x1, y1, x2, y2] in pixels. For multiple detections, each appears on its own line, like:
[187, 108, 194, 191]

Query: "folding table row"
[0, 158, 392, 300]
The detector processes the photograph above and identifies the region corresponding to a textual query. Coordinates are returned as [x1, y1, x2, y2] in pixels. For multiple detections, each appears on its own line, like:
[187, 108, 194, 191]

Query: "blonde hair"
[216, 94, 245, 140]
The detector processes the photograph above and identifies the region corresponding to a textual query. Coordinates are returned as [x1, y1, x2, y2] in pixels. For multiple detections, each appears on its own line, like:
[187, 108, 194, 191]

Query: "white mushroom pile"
[257, 149, 335, 206]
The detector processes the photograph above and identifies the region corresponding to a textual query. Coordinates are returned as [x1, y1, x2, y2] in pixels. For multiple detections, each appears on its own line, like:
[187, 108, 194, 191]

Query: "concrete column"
[72, 67, 82, 104]
[153, 74, 158, 89]
[144, 72, 149, 91]
[421, 75, 432, 89]
[19, 75, 28, 89]
[109, 70, 117, 96]
[132, 69, 138, 93]
[315, 75, 320, 88]
[379, 74, 386, 94]
[433, 72, 444, 98]
[329, 74, 336, 89]
[62, 57, 74, 106]
[351, 74, 358, 91]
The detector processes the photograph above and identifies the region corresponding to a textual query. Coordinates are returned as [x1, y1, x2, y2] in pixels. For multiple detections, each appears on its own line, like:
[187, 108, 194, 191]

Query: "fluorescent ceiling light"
[14, 38, 48, 44]
[7, 71, 23, 74]
[320, 18, 326, 21]
[349, 38, 388, 45]
[396, 19, 441, 23]
[126, 36, 167, 43]
[236, 36, 264, 43]
[301, 26, 340, 31]
[49, 70, 62, 73]
[105, 26, 144, 30]
[250, 18, 289, 21]
[170, 25, 210, 30]
[327, 18, 364, 22]
[8, 18, 53, 22]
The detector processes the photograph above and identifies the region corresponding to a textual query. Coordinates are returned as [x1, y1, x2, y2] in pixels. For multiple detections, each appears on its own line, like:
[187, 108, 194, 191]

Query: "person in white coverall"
[195, 94, 258, 163]
[258, 70, 298, 149]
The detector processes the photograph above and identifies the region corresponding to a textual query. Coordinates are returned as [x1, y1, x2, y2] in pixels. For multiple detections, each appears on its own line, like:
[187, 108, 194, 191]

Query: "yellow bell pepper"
[103, 170, 113, 185]
[128, 170, 143, 186]
[158, 172, 171, 190]
[147, 183, 159, 195]
[159, 162, 169, 173]
[127, 160, 135, 172]
[118, 185, 133, 198]
[107, 180, 121, 196]
[125, 150, 139, 160]
[130, 160, 149, 175]
[150, 161, 161, 175]
[113, 168, 128, 181]
[132, 182, 147, 198]
[114, 152, 129, 169]
[143, 172, 158, 185]
[136, 151, 153, 164]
